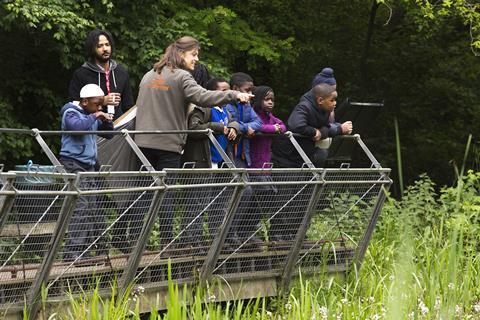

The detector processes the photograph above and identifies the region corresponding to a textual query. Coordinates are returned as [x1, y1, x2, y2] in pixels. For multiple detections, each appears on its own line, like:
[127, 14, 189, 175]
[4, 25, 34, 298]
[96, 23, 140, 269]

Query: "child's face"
[234, 81, 253, 94]
[181, 49, 199, 71]
[81, 97, 104, 114]
[317, 91, 337, 113]
[216, 81, 230, 91]
[262, 91, 275, 113]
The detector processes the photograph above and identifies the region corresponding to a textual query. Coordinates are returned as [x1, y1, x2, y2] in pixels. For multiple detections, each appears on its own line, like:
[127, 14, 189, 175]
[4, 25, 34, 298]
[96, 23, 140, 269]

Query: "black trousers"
[141, 148, 181, 246]
[60, 157, 106, 260]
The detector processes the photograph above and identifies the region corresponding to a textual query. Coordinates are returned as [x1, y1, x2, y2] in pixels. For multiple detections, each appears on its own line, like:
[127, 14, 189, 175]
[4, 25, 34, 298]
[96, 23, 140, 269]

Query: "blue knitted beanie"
[311, 67, 336, 87]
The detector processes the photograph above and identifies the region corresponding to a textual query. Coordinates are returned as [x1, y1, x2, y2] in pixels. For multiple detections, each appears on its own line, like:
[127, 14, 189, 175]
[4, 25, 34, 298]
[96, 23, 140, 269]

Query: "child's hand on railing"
[246, 127, 255, 138]
[341, 121, 353, 135]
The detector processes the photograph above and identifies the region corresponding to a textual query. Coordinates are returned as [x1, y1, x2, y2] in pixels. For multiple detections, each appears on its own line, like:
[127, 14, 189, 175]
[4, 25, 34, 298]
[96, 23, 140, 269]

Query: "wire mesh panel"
[0, 129, 394, 317]
[0, 172, 75, 305]
[296, 169, 391, 273]
[44, 171, 163, 298]
[212, 169, 321, 279]
[133, 169, 239, 286]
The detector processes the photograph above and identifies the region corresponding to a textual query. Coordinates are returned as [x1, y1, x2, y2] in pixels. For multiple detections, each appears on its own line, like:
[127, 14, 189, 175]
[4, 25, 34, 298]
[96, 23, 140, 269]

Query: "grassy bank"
[38, 171, 480, 319]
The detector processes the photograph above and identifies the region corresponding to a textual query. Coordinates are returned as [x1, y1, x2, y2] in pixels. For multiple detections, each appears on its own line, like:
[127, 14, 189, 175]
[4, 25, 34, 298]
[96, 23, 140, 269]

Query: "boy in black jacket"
[272, 83, 352, 168]
[269, 83, 352, 241]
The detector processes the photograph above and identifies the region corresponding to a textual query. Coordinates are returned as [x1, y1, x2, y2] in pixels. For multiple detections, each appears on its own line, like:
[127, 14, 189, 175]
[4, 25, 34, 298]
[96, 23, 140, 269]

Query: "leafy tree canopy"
[0, 0, 478, 189]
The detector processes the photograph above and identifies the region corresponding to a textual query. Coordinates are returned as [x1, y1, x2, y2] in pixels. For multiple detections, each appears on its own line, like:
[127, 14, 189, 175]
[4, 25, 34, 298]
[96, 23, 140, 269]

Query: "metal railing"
[0, 128, 391, 318]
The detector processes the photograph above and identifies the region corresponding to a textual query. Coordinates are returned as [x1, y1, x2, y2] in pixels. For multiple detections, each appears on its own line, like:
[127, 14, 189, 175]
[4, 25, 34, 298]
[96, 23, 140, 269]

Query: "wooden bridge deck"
[0, 241, 353, 319]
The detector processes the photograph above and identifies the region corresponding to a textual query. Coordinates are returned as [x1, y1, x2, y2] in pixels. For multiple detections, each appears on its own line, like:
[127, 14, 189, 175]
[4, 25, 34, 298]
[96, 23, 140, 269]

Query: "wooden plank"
[0, 245, 355, 285]
[0, 222, 56, 237]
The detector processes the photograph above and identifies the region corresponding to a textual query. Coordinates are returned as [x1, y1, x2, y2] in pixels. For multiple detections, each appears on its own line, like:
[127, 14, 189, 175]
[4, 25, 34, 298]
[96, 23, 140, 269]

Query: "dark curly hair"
[84, 29, 115, 62]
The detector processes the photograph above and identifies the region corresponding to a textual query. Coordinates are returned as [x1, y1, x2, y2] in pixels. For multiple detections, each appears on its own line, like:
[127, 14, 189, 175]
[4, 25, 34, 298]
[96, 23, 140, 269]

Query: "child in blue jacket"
[224, 72, 262, 168]
[59, 84, 113, 262]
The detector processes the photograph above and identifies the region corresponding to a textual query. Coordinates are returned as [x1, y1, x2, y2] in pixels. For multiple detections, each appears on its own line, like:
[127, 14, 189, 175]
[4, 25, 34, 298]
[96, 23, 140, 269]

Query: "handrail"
[0, 127, 379, 169]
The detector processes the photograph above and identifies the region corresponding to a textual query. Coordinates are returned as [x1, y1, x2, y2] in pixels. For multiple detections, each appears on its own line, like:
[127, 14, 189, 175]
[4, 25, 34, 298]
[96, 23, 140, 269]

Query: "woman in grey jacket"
[134, 36, 252, 247]
[135, 36, 252, 170]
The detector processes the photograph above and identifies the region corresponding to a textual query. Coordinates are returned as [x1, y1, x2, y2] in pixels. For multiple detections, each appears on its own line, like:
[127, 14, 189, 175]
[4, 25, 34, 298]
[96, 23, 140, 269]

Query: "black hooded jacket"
[272, 89, 342, 167]
[68, 60, 134, 120]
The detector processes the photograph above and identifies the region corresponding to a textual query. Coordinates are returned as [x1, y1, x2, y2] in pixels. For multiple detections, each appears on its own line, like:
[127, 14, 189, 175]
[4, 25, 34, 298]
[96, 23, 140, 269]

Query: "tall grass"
[39, 171, 480, 319]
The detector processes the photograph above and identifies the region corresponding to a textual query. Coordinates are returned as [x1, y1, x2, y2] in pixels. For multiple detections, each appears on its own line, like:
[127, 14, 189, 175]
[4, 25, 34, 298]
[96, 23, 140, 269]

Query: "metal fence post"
[0, 174, 17, 235]
[31, 129, 63, 168]
[353, 182, 390, 268]
[26, 176, 79, 320]
[206, 130, 235, 168]
[118, 179, 166, 298]
[353, 134, 381, 168]
[199, 172, 246, 283]
[287, 132, 315, 169]
[280, 170, 326, 292]
[122, 130, 154, 170]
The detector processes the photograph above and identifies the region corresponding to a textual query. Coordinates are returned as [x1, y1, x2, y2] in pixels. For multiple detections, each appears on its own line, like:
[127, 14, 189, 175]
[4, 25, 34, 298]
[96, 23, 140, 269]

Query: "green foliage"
[0, 0, 292, 170]
[0, 0, 479, 187]
[405, 0, 480, 53]
[0, 100, 33, 164]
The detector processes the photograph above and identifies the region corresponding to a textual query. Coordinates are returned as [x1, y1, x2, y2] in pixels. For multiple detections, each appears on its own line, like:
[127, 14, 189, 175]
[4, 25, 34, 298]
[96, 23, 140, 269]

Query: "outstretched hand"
[236, 92, 254, 103]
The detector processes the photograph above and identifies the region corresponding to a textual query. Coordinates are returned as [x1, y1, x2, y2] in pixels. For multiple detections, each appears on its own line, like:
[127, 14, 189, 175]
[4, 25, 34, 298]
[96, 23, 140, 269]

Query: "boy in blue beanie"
[311, 67, 337, 87]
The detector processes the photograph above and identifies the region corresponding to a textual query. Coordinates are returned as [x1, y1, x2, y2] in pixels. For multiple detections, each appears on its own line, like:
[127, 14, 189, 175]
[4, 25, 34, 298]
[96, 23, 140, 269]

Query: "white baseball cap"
[79, 84, 105, 98]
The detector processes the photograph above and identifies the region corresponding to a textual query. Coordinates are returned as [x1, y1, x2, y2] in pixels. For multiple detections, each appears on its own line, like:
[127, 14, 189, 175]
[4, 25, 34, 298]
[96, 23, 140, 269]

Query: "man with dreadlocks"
[69, 29, 134, 121]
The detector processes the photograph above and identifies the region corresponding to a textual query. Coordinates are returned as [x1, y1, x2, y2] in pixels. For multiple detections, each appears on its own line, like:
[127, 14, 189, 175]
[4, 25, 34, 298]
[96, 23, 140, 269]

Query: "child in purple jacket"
[250, 86, 286, 168]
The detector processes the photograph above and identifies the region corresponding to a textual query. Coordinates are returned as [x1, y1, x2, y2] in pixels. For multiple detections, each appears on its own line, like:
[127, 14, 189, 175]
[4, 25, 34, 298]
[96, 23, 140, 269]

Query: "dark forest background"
[0, 0, 479, 195]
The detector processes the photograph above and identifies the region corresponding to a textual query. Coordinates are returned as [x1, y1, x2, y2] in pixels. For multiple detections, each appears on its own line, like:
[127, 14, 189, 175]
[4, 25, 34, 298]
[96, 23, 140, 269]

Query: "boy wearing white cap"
[59, 83, 113, 261]
[59, 83, 113, 169]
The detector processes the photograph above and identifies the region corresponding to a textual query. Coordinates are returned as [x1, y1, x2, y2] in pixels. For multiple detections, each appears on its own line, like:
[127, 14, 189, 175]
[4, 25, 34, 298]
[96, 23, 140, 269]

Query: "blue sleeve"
[328, 122, 343, 137]
[239, 122, 248, 133]
[64, 111, 97, 131]
[226, 104, 247, 133]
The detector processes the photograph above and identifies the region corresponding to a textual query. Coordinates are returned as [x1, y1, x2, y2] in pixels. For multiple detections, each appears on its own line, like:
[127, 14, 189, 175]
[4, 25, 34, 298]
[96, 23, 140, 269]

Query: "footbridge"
[0, 128, 391, 319]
